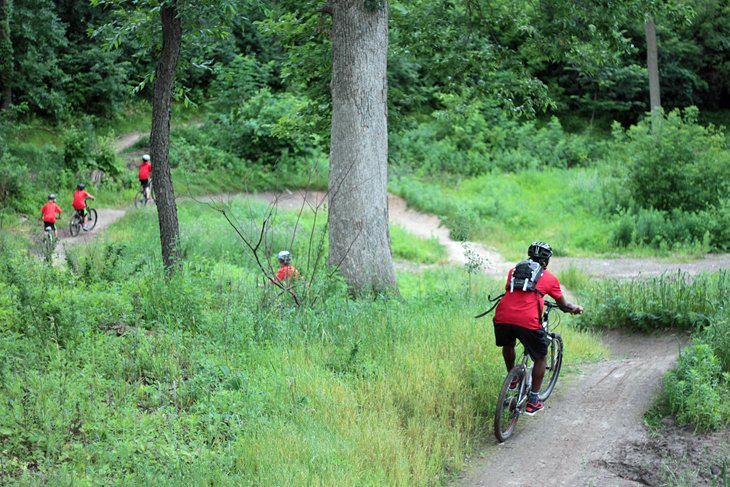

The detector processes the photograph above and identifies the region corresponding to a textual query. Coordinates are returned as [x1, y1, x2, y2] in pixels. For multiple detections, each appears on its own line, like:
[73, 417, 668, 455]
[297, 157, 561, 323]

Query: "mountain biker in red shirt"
[275, 250, 300, 284]
[41, 193, 62, 239]
[493, 241, 583, 416]
[138, 154, 152, 202]
[72, 183, 95, 230]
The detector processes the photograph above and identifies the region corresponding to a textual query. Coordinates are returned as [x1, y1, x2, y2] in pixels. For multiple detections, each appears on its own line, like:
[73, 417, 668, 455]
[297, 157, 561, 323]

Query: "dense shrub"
[0, 154, 31, 213]
[664, 343, 729, 431]
[208, 55, 275, 114]
[619, 107, 730, 213]
[609, 203, 730, 253]
[391, 94, 602, 177]
[209, 88, 319, 167]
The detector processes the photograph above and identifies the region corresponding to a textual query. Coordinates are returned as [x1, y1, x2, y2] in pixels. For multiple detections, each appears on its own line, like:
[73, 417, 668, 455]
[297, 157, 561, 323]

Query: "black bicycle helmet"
[48, 193, 56, 200]
[528, 241, 553, 263]
[77, 183, 85, 190]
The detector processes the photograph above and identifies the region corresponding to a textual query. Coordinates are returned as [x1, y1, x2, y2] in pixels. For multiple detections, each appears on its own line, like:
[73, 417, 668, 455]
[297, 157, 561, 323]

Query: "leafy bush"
[208, 55, 275, 113]
[210, 88, 319, 167]
[0, 154, 31, 213]
[609, 204, 729, 253]
[664, 343, 729, 431]
[699, 313, 730, 373]
[621, 107, 730, 212]
[391, 97, 601, 177]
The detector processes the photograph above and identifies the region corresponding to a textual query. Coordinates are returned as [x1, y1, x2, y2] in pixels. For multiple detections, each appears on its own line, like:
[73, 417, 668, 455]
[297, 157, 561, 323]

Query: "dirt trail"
[457, 332, 683, 486]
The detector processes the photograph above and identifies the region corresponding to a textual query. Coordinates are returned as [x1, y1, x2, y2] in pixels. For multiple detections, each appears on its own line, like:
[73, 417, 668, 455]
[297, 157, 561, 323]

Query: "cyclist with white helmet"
[41, 193, 62, 239]
[493, 241, 583, 416]
[138, 154, 152, 203]
[275, 250, 300, 284]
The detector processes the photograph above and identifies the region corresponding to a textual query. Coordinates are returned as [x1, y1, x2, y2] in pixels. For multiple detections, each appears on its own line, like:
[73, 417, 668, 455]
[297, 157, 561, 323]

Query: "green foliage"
[391, 168, 615, 260]
[392, 100, 601, 177]
[0, 154, 31, 213]
[208, 55, 275, 114]
[576, 271, 728, 333]
[63, 43, 131, 118]
[664, 343, 729, 431]
[62, 123, 124, 179]
[390, 224, 446, 264]
[0, 187, 607, 484]
[9, 0, 69, 119]
[622, 107, 730, 212]
[209, 88, 319, 167]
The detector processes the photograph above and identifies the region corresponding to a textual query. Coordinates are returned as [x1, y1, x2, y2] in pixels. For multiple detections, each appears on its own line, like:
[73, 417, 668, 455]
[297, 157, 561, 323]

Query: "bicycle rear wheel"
[86, 208, 98, 231]
[494, 367, 526, 442]
[69, 215, 82, 237]
[133, 191, 145, 208]
[539, 333, 563, 401]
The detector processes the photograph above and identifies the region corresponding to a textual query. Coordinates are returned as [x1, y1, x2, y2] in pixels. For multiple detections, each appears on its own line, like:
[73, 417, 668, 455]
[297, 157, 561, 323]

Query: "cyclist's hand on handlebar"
[571, 305, 584, 315]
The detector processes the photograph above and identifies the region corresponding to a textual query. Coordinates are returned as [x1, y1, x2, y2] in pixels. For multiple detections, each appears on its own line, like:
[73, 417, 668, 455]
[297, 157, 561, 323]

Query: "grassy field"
[0, 196, 604, 485]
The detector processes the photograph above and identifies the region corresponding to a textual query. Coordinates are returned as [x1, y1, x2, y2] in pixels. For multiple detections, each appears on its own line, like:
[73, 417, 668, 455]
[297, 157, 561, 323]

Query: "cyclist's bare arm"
[556, 295, 583, 314]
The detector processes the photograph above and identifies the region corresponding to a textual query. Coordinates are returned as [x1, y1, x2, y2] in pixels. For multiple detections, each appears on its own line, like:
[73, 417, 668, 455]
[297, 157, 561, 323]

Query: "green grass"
[391, 224, 446, 264]
[392, 168, 615, 260]
[0, 197, 606, 485]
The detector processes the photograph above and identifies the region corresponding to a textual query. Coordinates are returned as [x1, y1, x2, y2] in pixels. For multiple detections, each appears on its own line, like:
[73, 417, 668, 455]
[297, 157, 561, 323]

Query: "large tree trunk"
[645, 16, 660, 118]
[0, 0, 13, 110]
[327, 0, 398, 295]
[151, 3, 182, 272]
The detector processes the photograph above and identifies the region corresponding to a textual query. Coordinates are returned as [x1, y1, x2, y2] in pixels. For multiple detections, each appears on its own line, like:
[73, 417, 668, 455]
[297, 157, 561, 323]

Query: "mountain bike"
[69, 200, 98, 237]
[494, 300, 564, 442]
[133, 181, 154, 208]
[41, 225, 57, 263]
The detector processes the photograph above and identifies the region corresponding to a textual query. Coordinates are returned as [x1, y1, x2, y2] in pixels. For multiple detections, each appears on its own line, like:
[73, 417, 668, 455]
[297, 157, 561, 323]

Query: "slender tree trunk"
[0, 0, 13, 109]
[327, 0, 398, 295]
[645, 16, 660, 127]
[151, 3, 182, 271]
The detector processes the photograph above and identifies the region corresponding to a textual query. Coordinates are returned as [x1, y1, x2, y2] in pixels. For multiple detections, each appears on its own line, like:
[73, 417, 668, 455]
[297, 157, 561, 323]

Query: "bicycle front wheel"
[86, 208, 98, 231]
[494, 367, 526, 442]
[69, 215, 82, 237]
[539, 333, 564, 401]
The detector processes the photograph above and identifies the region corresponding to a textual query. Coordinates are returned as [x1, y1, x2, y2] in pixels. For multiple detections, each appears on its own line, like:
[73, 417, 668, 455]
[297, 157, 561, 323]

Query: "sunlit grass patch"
[391, 224, 446, 264]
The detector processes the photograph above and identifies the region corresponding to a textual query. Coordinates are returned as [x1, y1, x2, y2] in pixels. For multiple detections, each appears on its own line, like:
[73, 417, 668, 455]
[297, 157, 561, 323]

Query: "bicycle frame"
[494, 300, 564, 442]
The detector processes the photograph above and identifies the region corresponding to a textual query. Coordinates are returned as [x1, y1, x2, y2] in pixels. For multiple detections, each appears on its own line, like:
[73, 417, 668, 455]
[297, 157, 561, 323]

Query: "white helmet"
[277, 250, 291, 264]
[142, 154, 151, 161]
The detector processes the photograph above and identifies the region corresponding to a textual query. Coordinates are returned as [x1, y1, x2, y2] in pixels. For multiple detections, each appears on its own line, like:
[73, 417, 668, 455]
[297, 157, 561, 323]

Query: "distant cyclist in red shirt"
[72, 183, 95, 230]
[493, 241, 583, 416]
[275, 250, 300, 284]
[138, 154, 152, 203]
[41, 193, 62, 239]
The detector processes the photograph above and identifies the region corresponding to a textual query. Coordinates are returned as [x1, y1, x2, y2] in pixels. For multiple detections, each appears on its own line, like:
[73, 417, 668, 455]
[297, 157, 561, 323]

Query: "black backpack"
[474, 260, 545, 320]
[509, 260, 544, 295]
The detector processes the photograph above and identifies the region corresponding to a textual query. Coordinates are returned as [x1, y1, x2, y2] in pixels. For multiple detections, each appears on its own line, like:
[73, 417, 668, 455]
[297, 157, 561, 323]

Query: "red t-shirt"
[276, 265, 299, 282]
[493, 267, 563, 330]
[138, 161, 152, 180]
[41, 202, 62, 223]
[72, 190, 90, 210]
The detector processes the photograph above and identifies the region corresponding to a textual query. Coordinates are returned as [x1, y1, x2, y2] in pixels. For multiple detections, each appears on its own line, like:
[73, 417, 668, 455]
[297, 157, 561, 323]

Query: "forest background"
[1, 0, 730, 485]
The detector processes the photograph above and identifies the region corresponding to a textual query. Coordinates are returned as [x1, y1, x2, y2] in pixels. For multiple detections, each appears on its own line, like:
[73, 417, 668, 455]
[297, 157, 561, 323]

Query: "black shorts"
[140, 179, 150, 188]
[43, 222, 56, 231]
[494, 322, 549, 361]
